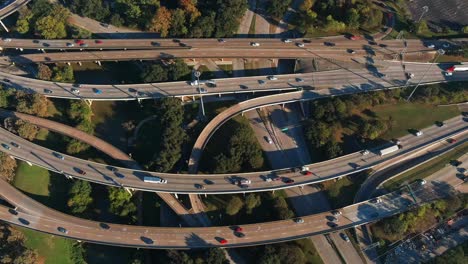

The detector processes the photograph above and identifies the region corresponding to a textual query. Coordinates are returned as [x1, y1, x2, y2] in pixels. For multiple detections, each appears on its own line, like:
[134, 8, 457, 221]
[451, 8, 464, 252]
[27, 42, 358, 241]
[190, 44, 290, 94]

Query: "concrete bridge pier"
[174, 193, 179, 199]
[65, 174, 73, 180]
[77, 61, 82, 66]
[9, 155, 15, 160]
[66, 62, 71, 66]
[26, 161, 32, 166]
[85, 100, 93, 107]
[0, 20, 8, 32]
[95, 61, 101, 66]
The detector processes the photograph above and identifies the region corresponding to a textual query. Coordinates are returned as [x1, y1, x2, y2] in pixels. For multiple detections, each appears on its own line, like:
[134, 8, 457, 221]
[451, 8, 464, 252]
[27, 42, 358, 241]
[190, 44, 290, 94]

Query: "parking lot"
[407, 0, 468, 31]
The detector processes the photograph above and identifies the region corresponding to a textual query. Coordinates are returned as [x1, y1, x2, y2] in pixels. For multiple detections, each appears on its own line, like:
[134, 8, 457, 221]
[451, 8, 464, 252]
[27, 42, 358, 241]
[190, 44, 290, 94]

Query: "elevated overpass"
[0, 0, 29, 20]
[0, 114, 466, 194]
[0, 169, 462, 248]
[0, 61, 464, 101]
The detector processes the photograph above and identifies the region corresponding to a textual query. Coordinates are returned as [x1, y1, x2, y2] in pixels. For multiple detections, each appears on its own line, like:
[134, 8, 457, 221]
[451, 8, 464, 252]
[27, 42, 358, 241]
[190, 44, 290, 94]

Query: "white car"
[190, 80, 199, 86]
[415, 130, 423, 136]
[267, 76, 278, 81]
[2, 38, 11, 42]
[71, 88, 80, 94]
[250, 42, 260, 47]
[362, 150, 370, 155]
[426, 44, 435, 48]
[282, 39, 292, 43]
[296, 43, 305, 48]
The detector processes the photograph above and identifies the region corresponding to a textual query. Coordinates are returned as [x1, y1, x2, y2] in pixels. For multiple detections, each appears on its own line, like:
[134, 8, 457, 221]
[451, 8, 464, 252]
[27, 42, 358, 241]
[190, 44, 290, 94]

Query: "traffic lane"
[0, 0, 29, 19]
[0, 183, 436, 249]
[0, 63, 459, 100]
[0, 117, 465, 194]
[0, 38, 429, 50]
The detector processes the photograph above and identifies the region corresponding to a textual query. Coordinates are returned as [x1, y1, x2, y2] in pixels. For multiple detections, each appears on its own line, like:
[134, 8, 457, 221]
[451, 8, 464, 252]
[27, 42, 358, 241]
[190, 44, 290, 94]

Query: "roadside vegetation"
[303, 83, 466, 162]
[383, 142, 468, 191]
[289, 0, 384, 36]
[65, 0, 247, 37]
[372, 194, 467, 253]
[427, 240, 468, 264]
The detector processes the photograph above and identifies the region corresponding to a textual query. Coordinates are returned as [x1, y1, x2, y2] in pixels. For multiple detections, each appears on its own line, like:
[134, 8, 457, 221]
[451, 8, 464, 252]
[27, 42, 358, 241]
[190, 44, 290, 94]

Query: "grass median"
[383, 141, 468, 190]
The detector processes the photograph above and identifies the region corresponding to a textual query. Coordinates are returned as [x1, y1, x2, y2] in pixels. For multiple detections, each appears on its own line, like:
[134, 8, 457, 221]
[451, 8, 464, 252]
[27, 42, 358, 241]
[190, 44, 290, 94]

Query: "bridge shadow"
[185, 232, 213, 248]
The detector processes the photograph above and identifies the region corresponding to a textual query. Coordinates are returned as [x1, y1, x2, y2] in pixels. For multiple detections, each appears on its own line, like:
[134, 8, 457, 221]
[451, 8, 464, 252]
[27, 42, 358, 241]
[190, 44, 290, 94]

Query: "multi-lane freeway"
[0, 37, 439, 51]
[0, 61, 465, 100]
[0, 114, 466, 194]
[0, 173, 458, 248]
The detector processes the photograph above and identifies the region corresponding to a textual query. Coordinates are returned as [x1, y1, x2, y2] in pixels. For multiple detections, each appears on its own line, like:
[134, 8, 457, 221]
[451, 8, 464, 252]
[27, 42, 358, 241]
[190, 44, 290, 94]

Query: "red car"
[349, 35, 361, 40]
[304, 171, 313, 176]
[75, 39, 84, 44]
[95, 40, 103, 44]
[235, 227, 243, 232]
[448, 138, 457, 143]
[219, 239, 228, 245]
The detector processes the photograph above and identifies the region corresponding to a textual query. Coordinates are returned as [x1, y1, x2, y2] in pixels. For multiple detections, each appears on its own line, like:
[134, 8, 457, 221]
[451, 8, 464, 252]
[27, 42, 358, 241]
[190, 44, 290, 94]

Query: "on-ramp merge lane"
[0, 115, 466, 194]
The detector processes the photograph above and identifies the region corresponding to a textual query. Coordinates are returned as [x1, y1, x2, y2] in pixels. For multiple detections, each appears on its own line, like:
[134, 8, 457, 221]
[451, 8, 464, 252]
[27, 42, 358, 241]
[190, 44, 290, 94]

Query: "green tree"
[15, 93, 50, 117]
[267, 0, 292, 18]
[225, 196, 244, 215]
[273, 197, 294, 220]
[0, 152, 17, 182]
[15, 120, 39, 141]
[245, 193, 261, 214]
[189, 13, 216, 37]
[259, 245, 280, 264]
[166, 250, 193, 264]
[0, 86, 9, 108]
[416, 20, 429, 34]
[66, 139, 91, 154]
[35, 15, 67, 39]
[140, 64, 168, 83]
[168, 59, 191, 81]
[323, 140, 342, 159]
[107, 187, 137, 220]
[205, 248, 229, 264]
[52, 65, 74, 82]
[67, 180, 93, 215]
[169, 9, 188, 36]
[345, 8, 360, 29]
[37, 64, 52, 80]
[277, 244, 305, 264]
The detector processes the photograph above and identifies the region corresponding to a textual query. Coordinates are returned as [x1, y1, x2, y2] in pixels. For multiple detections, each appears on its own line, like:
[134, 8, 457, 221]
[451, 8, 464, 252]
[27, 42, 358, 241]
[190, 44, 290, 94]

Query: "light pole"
[406, 49, 445, 101]
[194, 70, 205, 117]
[417, 6, 429, 24]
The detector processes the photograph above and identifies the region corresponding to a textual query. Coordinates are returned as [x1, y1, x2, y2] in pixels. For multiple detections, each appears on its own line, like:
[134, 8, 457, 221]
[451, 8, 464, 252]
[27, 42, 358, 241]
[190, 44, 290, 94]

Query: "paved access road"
[1, 61, 465, 100]
[0, 172, 454, 249]
[0, 114, 466, 194]
[0, 0, 29, 19]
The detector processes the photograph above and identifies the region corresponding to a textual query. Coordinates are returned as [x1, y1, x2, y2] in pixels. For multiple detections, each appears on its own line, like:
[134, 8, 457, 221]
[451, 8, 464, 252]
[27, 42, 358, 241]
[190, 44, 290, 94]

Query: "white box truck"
[445, 64, 468, 76]
[378, 145, 399, 156]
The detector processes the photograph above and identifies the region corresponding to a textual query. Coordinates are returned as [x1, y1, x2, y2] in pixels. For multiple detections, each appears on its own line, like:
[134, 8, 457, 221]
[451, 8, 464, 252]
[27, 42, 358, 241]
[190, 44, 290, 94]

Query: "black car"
[234, 232, 245, 238]
[324, 42, 336, 46]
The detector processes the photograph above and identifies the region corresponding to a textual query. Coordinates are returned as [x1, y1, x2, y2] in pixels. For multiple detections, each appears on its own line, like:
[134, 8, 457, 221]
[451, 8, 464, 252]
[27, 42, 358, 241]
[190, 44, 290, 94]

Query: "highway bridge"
[0, 114, 466, 194]
[0, 0, 29, 20]
[0, 61, 465, 100]
[0, 173, 462, 248]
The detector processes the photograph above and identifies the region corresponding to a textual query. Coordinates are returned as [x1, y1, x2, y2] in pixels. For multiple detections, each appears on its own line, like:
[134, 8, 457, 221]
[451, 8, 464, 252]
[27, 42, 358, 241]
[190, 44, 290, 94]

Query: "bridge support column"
[174, 193, 179, 199]
[19, 48, 23, 52]
[95, 61, 101, 66]
[218, 93, 221, 97]
[9, 155, 15, 160]
[65, 174, 73, 180]
[124, 187, 133, 196]
[192, 96, 195, 101]
[85, 100, 93, 107]
[204, 194, 207, 198]
[66, 62, 71, 66]
[77, 61, 82, 66]
[26, 161, 32, 166]
[0, 20, 8, 32]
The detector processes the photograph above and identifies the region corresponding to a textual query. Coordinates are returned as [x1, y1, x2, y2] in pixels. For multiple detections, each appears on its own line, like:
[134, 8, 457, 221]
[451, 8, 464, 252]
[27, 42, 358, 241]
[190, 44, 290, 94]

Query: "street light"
[406, 49, 445, 101]
[417, 6, 429, 24]
[194, 70, 205, 117]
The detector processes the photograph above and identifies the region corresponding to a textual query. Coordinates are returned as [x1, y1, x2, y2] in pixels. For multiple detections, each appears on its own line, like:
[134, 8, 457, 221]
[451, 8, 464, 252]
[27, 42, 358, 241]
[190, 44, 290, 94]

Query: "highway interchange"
[0, 1, 466, 250]
[1, 115, 466, 194]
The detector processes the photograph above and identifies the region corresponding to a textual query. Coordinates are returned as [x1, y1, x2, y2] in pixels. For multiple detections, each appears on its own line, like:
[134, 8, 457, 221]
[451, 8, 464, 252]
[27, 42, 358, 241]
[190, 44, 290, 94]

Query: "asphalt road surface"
[0, 0, 29, 19]
[1, 61, 465, 100]
[0, 173, 454, 249]
[1, 114, 465, 194]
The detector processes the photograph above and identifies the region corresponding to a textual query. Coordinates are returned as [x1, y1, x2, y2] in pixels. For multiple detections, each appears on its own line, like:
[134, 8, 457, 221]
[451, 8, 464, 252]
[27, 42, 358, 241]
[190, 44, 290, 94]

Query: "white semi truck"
[378, 144, 399, 156]
[444, 64, 468, 76]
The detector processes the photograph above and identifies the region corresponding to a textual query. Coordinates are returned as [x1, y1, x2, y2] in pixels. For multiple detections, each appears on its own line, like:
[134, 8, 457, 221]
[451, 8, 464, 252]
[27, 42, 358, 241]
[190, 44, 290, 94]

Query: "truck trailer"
[444, 64, 468, 76]
[378, 145, 399, 156]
